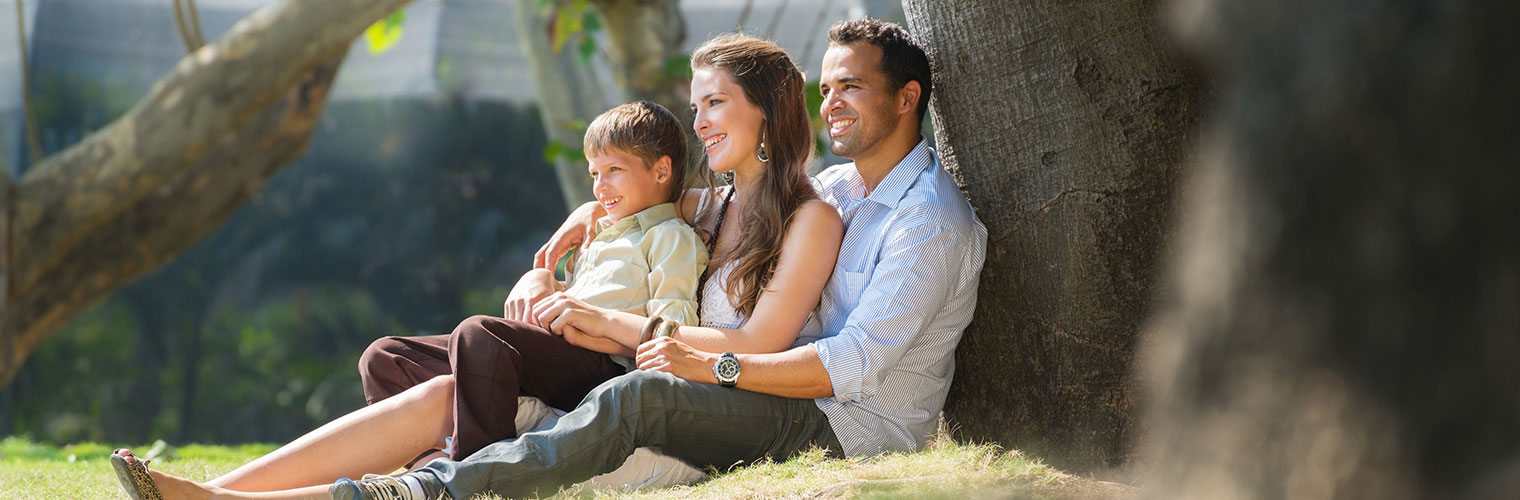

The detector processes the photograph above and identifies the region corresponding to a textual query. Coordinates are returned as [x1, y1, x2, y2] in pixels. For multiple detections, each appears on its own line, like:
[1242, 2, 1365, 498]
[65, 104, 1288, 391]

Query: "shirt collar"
[595, 202, 681, 236]
[863, 139, 935, 209]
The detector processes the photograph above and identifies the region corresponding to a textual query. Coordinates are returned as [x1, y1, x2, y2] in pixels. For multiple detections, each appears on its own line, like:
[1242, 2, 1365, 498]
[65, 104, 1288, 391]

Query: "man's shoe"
[328, 473, 450, 500]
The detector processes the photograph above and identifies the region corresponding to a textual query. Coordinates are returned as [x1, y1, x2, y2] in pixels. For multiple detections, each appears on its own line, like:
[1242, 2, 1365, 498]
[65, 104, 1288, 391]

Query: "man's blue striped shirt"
[797, 139, 988, 456]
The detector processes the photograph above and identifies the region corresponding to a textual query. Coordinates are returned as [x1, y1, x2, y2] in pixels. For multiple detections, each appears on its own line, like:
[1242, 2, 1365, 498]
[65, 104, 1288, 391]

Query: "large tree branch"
[0, 0, 413, 387]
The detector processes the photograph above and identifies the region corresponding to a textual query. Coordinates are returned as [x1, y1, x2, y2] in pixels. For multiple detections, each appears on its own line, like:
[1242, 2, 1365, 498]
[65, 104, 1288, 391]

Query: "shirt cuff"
[813, 332, 867, 403]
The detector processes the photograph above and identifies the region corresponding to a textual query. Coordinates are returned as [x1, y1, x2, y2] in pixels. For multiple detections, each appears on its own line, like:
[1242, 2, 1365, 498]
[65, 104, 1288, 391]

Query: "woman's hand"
[531, 292, 610, 338]
[636, 337, 718, 384]
[504, 269, 560, 324]
[534, 201, 605, 270]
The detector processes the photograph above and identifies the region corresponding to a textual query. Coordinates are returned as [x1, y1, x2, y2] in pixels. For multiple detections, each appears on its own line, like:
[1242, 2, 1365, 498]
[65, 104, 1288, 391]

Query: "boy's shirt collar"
[593, 202, 681, 240]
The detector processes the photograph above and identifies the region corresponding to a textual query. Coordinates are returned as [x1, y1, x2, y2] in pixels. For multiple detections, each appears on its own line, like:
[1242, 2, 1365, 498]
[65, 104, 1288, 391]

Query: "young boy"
[356, 100, 704, 463]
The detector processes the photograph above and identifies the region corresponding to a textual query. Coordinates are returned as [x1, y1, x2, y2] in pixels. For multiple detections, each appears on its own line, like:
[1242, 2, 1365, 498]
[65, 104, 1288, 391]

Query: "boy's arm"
[532, 222, 704, 351]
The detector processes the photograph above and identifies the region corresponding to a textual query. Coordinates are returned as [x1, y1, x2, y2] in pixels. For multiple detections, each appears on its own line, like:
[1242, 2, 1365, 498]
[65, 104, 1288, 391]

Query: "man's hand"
[534, 201, 605, 269]
[636, 337, 719, 384]
[504, 269, 560, 324]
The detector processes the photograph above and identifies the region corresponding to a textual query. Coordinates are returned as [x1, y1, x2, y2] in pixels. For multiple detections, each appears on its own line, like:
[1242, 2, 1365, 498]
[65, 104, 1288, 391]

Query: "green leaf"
[566, 120, 588, 132]
[578, 36, 597, 64]
[543, 140, 567, 164]
[583, 10, 602, 32]
[551, 5, 586, 54]
[364, 8, 406, 55]
[663, 54, 693, 83]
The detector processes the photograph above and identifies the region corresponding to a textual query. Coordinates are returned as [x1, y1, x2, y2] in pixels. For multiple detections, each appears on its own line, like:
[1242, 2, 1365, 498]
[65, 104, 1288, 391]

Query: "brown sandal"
[110, 449, 164, 500]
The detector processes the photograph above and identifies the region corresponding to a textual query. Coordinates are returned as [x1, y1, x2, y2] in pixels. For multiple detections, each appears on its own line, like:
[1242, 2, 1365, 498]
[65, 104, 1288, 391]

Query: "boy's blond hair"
[583, 101, 690, 202]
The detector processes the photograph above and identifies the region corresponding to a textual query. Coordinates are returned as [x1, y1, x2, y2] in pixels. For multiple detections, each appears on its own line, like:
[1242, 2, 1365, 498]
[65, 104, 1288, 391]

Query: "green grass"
[0, 436, 278, 499]
[0, 433, 1132, 500]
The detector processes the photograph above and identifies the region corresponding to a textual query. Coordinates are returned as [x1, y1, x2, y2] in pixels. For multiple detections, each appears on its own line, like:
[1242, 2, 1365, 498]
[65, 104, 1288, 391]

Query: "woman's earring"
[756, 131, 771, 163]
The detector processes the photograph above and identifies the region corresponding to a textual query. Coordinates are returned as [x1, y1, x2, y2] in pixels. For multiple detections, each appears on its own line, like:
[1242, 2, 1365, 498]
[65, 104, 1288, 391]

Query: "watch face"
[716, 358, 740, 380]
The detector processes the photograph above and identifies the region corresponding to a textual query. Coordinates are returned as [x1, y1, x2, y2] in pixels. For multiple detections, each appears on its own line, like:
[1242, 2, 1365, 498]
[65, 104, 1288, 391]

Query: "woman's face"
[690, 67, 767, 175]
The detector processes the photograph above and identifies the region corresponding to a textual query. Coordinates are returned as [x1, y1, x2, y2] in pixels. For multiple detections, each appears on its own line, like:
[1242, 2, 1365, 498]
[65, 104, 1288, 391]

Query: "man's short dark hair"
[828, 18, 933, 120]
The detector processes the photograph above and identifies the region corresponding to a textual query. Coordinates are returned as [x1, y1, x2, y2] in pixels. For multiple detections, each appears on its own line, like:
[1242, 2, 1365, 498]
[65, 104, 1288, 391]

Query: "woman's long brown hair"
[691, 33, 818, 320]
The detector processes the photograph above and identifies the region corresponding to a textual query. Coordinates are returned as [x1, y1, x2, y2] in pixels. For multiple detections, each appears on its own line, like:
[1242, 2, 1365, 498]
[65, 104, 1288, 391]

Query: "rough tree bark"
[902, 0, 1204, 473]
[0, 0, 414, 388]
[1146, 0, 1520, 498]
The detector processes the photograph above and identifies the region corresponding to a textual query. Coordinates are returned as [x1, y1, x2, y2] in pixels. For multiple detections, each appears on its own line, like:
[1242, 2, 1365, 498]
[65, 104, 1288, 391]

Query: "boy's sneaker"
[329, 472, 451, 500]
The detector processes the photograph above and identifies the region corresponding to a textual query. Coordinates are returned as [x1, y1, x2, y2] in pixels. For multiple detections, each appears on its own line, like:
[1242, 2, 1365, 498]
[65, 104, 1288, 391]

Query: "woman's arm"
[535, 187, 710, 270]
[668, 199, 843, 353]
[533, 201, 604, 269]
[538, 199, 842, 357]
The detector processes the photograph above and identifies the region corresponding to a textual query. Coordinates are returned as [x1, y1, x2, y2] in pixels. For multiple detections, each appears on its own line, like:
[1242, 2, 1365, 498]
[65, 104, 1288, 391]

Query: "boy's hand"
[504, 269, 560, 324]
[534, 201, 605, 269]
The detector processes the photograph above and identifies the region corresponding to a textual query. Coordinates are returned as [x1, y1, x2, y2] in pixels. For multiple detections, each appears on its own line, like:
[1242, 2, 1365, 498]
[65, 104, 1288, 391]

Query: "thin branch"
[13, 0, 42, 164]
[736, 0, 753, 31]
[764, 0, 791, 39]
[171, 0, 199, 52]
[798, 0, 834, 67]
[186, 0, 206, 47]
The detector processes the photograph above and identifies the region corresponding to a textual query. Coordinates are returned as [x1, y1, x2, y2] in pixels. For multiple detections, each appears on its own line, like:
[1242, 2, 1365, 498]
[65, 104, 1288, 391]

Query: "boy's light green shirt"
[564, 202, 705, 339]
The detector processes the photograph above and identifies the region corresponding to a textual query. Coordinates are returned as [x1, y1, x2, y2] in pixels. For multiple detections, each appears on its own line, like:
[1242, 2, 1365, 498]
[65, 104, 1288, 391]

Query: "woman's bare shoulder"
[791, 199, 843, 232]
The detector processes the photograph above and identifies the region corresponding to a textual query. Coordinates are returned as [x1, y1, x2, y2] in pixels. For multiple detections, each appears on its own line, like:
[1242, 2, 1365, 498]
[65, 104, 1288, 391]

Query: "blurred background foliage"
[0, 0, 903, 447]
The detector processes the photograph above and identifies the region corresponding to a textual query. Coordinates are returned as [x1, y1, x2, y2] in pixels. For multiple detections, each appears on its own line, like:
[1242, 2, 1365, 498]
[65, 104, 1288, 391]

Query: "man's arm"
[637, 339, 833, 399]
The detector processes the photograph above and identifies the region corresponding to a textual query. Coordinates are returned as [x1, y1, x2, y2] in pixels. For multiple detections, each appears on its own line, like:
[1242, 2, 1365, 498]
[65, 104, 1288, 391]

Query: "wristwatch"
[712, 352, 740, 387]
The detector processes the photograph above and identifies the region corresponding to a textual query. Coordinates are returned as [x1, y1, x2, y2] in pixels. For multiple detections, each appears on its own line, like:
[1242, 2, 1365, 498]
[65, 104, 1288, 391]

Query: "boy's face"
[588, 147, 670, 222]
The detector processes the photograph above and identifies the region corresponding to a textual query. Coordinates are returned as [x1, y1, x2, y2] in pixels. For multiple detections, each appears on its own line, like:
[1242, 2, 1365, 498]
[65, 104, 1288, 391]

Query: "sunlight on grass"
[0, 436, 276, 500]
[0, 432, 1131, 499]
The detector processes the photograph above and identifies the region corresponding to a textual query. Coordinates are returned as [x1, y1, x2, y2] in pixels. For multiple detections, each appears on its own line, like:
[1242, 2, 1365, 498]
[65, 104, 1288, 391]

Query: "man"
[336, 18, 987, 500]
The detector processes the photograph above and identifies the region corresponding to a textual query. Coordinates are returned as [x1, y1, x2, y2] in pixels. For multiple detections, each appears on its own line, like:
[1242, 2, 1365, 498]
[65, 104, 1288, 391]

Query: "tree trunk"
[589, 0, 687, 116]
[0, 0, 414, 388]
[589, 0, 699, 174]
[1146, 1, 1520, 498]
[511, 0, 606, 209]
[902, 0, 1204, 473]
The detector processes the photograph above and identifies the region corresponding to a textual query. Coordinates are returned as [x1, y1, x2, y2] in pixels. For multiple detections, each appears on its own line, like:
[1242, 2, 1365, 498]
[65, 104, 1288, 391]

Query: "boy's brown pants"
[358, 315, 626, 462]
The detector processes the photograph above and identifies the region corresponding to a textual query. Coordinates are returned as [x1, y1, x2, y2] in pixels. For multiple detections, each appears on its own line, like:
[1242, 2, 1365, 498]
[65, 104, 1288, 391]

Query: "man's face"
[819, 42, 901, 159]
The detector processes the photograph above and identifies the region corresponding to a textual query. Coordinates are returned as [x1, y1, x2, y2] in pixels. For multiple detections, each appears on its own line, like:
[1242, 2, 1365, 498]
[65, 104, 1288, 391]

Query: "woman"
[111, 33, 841, 500]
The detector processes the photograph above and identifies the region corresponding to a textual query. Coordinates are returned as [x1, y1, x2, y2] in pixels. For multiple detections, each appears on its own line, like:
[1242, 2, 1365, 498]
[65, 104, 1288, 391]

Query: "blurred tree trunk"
[511, 1, 604, 209]
[517, 0, 692, 209]
[590, 0, 687, 116]
[590, 0, 698, 174]
[902, 0, 1204, 473]
[1146, 1, 1520, 499]
[0, 0, 416, 388]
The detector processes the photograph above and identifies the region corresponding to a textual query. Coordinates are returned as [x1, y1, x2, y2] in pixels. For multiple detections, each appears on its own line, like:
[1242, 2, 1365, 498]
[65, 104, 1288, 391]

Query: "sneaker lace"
[352, 474, 417, 500]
